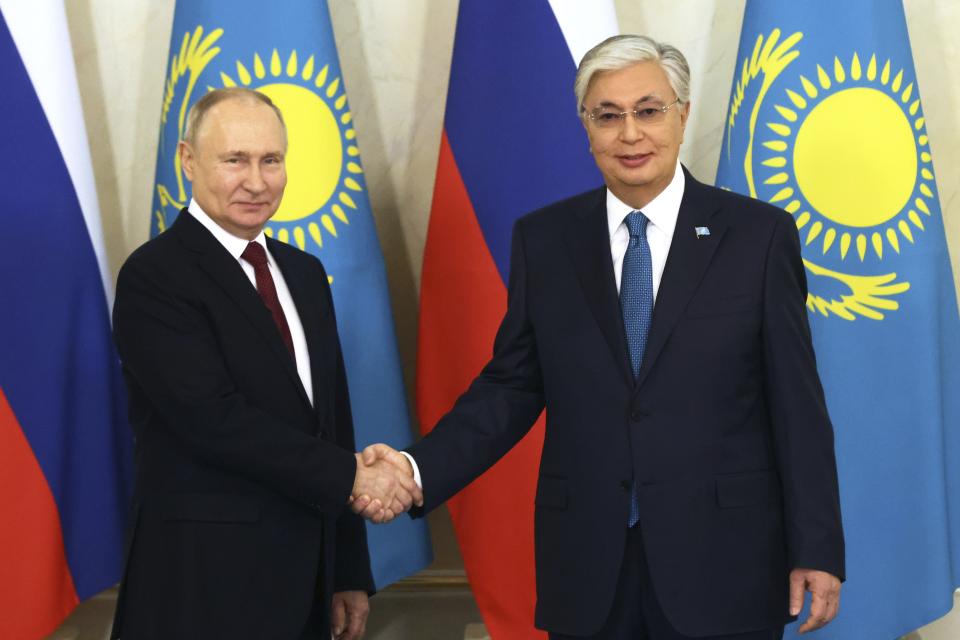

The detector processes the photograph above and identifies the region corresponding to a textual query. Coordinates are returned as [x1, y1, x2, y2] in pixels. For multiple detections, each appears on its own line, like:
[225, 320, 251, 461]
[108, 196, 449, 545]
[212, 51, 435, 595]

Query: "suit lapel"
[173, 211, 312, 408]
[562, 189, 634, 386]
[269, 238, 329, 412]
[634, 173, 727, 391]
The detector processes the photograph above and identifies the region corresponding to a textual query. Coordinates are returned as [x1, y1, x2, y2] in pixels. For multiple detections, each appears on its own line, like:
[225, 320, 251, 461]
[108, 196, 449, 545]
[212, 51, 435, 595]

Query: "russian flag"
[0, 2, 131, 638]
[417, 2, 617, 636]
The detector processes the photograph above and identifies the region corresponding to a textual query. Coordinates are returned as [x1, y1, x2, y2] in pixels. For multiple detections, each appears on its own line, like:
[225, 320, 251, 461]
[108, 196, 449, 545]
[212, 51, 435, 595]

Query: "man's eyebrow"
[594, 99, 624, 109]
[220, 150, 250, 158]
[634, 93, 665, 104]
[591, 93, 665, 109]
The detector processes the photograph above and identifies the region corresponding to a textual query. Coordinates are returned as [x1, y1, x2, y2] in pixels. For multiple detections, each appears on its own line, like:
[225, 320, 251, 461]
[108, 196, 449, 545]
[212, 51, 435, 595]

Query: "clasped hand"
[349, 444, 422, 523]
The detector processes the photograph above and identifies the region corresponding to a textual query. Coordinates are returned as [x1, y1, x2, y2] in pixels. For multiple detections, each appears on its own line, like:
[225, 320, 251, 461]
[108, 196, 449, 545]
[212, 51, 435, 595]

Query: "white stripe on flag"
[547, 0, 620, 66]
[0, 0, 113, 304]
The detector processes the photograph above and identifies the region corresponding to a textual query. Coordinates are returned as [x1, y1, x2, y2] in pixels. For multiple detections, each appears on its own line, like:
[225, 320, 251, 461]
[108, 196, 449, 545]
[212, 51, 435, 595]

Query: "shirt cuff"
[399, 451, 422, 490]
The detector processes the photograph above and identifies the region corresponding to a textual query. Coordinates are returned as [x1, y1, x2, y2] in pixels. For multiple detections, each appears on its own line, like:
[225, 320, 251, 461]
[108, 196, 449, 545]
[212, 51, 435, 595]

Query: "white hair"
[575, 35, 691, 112]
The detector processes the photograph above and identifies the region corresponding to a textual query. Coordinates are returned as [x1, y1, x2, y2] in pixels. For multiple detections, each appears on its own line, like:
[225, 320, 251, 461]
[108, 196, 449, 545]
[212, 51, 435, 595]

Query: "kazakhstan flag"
[151, 1, 432, 588]
[717, 1, 960, 637]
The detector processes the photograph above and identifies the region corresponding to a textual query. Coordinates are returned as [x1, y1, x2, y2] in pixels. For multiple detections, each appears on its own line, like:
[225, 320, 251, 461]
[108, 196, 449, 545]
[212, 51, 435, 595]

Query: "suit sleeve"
[407, 218, 546, 513]
[761, 212, 845, 580]
[113, 254, 357, 514]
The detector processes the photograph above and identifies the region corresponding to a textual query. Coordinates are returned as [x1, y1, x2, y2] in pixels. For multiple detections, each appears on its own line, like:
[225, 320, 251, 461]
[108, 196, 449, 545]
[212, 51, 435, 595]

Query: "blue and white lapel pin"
[694, 226, 711, 239]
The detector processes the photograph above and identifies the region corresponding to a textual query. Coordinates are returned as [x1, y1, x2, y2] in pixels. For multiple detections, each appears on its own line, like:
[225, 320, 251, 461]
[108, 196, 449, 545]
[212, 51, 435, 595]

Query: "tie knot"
[624, 211, 648, 238]
[241, 241, 268, 269]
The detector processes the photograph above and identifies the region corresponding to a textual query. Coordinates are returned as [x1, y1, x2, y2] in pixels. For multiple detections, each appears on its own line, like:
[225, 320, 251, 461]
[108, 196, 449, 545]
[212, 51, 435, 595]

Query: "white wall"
[59, 0, 960, 637]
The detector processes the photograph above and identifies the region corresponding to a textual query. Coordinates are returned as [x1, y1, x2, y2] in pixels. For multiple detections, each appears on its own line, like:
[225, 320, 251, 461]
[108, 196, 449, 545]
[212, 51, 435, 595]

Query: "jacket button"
[620, 480, 631, 491]
[630, 410, 646, 421]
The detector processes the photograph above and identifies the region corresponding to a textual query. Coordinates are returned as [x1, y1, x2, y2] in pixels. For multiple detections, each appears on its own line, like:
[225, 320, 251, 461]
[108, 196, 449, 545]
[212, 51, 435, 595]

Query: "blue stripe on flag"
[444, 0, 604, 282]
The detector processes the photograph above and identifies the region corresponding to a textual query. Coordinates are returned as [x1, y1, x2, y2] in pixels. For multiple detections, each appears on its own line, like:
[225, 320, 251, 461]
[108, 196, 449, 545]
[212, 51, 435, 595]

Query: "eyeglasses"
[583, 98, 683, 129]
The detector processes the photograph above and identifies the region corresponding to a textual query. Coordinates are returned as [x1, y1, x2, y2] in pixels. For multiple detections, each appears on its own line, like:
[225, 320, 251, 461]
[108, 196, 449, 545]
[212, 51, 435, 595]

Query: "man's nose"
[243, 165, 266, 193]
[619, 114, 644, 143]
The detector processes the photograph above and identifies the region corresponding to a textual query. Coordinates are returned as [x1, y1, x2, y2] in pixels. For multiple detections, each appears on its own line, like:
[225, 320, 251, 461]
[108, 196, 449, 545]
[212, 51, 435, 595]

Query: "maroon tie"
[240, 242, 296, 362]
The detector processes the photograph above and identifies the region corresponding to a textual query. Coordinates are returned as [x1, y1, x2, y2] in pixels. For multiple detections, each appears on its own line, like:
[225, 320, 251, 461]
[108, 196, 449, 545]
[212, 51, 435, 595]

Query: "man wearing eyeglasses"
[362, 35, 845, 639]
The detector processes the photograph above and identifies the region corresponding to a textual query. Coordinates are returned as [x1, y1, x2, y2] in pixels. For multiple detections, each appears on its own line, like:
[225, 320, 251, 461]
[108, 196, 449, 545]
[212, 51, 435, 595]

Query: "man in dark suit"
[111, 88, 419, 640]
[361, 35, 844, 639]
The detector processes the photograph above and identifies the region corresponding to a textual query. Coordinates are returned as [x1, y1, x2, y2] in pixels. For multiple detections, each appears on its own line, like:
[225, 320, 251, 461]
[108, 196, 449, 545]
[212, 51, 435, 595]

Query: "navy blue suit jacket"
[111, 211, 372, 639]
[409, 169, 844, 637]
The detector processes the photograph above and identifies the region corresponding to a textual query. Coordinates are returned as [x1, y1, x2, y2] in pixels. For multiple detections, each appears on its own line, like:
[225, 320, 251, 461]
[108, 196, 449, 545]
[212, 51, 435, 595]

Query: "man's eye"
[637, 108, 661, 119]
[596, 112, 621, 122]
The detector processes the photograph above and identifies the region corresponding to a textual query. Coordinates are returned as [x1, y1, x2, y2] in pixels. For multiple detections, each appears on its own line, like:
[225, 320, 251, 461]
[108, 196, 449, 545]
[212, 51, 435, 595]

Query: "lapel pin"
[695, 226, 711, 239]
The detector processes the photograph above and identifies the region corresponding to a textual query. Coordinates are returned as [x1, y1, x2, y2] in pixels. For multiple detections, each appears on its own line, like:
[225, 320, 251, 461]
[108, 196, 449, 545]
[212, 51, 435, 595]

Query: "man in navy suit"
[111, 88, 419, 640]
[361, 35, 845, 639]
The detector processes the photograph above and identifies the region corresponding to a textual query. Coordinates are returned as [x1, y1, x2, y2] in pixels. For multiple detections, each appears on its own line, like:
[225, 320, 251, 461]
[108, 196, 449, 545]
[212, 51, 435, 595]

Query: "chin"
[629, 167, 670, 186]
[616, 174, 656, 189]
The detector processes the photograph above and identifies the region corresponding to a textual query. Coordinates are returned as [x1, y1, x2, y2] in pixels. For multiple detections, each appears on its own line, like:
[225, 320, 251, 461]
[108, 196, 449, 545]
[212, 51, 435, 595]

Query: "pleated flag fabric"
[716, 1, 960, 637]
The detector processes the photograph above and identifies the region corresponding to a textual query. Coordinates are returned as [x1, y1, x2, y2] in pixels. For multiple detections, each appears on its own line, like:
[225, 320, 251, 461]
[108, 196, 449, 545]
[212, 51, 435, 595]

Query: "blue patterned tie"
[621, 211, 653, 527]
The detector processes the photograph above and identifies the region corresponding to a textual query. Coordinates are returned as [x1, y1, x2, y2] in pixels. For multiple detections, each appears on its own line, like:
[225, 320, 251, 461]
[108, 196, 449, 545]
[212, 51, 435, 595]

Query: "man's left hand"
[790, 568, 841, 634]
[331, 590, 369, 639]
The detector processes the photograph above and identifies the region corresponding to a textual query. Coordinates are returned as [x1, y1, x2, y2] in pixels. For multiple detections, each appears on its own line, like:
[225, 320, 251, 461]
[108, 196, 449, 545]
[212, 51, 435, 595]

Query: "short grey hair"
[575, 35, 691, 112]
[182, 87, 287, 149]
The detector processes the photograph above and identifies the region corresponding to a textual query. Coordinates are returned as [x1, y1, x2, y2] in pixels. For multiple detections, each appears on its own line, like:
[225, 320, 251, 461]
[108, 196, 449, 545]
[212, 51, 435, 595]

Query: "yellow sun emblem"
[216, 49, 364, 251]
[761, 53, 934, 262]
[723, 29, 934, 321]
[152, 25, 364, 258]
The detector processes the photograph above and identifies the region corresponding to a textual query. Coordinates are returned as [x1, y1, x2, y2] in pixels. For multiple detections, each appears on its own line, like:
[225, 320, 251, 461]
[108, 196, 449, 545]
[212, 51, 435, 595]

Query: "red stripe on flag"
[417, 131, 547, 639]
[0, 388, 79, 639]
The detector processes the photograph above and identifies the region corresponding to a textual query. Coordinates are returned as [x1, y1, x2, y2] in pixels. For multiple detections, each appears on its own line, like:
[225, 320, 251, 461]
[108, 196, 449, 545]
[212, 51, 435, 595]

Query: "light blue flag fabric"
[151, 0, 432, 588]
[717, 1, 960, 637]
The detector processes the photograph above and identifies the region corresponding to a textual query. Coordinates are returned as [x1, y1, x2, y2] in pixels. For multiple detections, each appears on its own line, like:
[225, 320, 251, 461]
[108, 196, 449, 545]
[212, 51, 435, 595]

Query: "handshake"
[349, 444, 423, 524]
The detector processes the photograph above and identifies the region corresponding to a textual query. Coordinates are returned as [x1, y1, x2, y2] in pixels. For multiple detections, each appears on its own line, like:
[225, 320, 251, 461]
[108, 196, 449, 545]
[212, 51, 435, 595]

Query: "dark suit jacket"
[110, 210, 372, 639]
[408, 169, 844, 637]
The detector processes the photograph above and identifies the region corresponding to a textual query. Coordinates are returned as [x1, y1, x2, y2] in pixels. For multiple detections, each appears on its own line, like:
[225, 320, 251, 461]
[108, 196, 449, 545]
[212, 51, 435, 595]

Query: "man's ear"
[679, 101, 691, 144]
[680, 101, 691, 128]
[179, 141, 196, 181]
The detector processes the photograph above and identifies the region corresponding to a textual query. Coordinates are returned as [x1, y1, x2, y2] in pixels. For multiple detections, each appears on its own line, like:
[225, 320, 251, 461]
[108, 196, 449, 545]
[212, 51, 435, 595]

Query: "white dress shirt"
[607, 161, 685, 298]
[403, 163, 687, 490]
[187, 199, 314, 406]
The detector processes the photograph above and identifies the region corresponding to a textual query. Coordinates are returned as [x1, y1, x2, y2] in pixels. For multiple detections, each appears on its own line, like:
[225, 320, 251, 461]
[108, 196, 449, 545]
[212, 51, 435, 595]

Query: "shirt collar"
[606, 161, 685, 239]
[187, 198, 268, 261]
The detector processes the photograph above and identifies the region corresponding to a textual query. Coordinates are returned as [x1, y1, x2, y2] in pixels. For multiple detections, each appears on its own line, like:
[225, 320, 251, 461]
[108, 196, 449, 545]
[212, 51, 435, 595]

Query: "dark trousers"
[550, 526, 784, 640]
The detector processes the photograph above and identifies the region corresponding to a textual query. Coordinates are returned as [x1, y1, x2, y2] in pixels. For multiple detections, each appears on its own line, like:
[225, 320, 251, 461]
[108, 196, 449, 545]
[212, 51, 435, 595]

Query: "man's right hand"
[349, 450, 421, 523]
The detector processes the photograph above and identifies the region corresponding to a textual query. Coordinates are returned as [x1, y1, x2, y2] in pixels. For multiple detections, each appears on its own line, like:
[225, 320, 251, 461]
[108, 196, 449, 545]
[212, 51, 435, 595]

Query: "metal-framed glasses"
[584, 98, 682, 129]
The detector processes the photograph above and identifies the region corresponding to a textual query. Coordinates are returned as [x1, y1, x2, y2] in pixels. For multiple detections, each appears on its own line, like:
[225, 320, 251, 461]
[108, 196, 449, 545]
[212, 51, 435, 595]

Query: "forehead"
[584, 61, 672, 106]
[198, 99, 286, 151]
